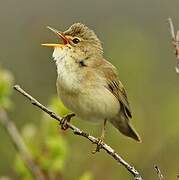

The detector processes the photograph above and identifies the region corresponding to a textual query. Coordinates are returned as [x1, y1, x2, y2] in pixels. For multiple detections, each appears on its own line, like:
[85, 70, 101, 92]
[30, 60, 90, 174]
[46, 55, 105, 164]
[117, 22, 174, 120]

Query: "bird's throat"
[52, 47, 68, 61]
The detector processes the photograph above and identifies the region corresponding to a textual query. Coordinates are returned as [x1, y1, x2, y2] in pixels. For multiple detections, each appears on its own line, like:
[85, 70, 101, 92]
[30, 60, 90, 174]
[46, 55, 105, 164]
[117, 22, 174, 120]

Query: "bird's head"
[42, 23, 103, 61]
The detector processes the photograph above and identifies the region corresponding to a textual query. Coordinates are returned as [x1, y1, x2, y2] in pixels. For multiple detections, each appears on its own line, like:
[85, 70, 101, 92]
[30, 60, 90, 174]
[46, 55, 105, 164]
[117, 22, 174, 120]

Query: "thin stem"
[168, 18, 175, 40]
[168, 17, 179, 73]
[154, 165, 164, 180]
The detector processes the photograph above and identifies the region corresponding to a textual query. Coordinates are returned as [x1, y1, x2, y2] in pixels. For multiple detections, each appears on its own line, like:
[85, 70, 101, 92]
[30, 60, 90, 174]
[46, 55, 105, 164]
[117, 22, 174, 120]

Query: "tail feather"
[110, 113, 141, 142]
[124, 123, 141, 142]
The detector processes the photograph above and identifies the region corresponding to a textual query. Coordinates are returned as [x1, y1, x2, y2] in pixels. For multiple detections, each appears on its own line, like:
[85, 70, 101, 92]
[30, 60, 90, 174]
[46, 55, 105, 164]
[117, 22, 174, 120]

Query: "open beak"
[42, 26, 69, 48]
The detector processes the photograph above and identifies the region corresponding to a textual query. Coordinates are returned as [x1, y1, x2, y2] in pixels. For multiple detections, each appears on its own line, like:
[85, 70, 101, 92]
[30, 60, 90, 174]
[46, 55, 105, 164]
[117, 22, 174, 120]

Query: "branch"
[0, 108, 46, 180]
[13, 84, 143, 180]
[168, 18, 179, 73]
[154, 165, 164, 180]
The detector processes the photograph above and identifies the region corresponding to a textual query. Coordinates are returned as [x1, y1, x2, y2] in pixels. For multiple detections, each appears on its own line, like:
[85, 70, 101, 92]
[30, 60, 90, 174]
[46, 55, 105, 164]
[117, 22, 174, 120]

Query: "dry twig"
[154, 165, 164, 180]
[168, 18, 179, 73]
[13, 84, 143, 180]
[0, 108, 46, 180]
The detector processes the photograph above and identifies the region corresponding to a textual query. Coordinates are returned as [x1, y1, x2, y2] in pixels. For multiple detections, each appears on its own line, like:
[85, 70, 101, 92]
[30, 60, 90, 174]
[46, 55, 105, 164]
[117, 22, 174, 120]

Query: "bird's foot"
[60, 113, 75, 130]
[92, 137, 104, 154]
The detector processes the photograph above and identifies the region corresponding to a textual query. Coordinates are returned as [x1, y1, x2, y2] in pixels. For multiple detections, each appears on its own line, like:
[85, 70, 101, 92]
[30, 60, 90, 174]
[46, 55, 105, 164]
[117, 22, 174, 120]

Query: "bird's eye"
[72, 38, 80, 44]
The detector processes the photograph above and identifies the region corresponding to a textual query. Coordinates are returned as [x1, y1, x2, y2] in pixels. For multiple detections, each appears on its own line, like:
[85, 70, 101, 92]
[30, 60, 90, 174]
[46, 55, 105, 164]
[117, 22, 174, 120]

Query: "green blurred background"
[0, 0, 179, 179]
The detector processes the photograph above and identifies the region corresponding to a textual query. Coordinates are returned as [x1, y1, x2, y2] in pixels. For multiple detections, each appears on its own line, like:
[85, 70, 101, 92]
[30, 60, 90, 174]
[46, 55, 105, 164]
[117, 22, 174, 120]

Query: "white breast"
[53, 47, 83, 94]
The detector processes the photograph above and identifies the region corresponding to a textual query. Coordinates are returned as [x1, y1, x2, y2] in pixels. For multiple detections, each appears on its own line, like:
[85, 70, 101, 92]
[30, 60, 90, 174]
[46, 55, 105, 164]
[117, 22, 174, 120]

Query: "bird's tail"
[110, 113, 141, 142]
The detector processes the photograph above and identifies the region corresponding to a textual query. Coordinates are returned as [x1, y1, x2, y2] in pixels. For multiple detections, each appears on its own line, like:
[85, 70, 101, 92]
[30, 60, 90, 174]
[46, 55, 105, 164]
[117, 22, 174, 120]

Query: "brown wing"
[96, 59, 132, 118]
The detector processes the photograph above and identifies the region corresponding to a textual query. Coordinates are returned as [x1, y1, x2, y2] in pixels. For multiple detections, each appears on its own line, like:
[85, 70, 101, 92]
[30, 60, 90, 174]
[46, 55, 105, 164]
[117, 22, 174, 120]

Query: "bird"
[42, 23, 141, 142]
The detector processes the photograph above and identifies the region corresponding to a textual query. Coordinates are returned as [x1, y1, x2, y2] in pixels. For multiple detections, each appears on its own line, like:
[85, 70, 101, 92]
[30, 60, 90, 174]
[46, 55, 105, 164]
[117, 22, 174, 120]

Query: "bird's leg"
[101, 119, 107, 140]
[60, 113, 75, 130]
[92, 119, 107, 154]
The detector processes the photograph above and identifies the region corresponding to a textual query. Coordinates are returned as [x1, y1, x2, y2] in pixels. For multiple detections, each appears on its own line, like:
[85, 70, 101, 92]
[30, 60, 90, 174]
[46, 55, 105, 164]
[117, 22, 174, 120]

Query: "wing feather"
[96, 59, 132, 118]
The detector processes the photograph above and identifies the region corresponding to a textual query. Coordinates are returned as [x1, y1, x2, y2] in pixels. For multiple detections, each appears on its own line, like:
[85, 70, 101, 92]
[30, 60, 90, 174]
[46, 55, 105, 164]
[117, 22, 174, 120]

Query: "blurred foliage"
[0, 67, 13, 109]
[14, 97, 69, 179]
[79, 172, 93, 180]
[0, 67, 13, 180]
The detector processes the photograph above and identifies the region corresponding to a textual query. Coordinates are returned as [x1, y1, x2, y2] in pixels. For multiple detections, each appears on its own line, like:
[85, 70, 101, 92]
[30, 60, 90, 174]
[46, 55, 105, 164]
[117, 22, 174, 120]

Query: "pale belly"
[58, 87, 120, 123]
